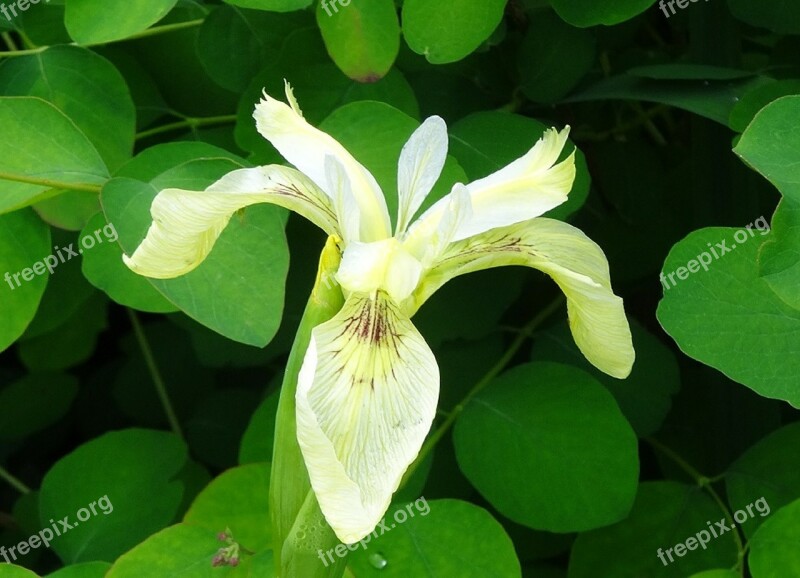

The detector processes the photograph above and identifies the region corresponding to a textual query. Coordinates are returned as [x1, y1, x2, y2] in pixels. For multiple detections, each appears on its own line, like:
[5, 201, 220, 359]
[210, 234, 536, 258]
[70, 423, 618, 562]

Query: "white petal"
[415, 218, 635, 378]
[124, 165, 337, 279]
[336, 238, 424, 303]
[396, 116, 448, 235]
[254, 85, 391, 242]
[402, 184, 473, 267]
[324, 155, 361, 246]
[407, 126, 575, 246]
[296, 291, 439, 544]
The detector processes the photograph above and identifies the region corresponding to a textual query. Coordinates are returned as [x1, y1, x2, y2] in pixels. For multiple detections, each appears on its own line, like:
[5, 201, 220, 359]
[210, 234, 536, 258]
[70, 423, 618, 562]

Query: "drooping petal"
[295, 291, 439, 544]
[414, 218, 635, 378]
[406, 127, 575, 250]
[253, 83, 391, 242]
[396, 116, 448, 235]
[124, 165, 338, 279]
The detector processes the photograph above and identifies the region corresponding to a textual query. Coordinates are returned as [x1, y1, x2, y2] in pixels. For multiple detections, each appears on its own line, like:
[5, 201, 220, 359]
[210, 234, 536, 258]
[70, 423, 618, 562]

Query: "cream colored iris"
[124, 83, 635, 545]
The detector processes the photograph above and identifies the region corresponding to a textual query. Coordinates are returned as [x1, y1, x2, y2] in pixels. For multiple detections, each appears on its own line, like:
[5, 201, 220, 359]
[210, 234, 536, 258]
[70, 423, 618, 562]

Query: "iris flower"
[124, 83, 634, 545]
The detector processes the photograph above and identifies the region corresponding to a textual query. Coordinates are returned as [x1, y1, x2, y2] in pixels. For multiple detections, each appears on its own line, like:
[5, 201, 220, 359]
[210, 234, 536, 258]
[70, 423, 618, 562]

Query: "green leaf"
[448, 111, 590, 222]
[100, 143, 290, 346]
[0, 209, 51, 352]
[316, 0, 400, 81]
[0, 373, 79, 440]
[729, 80, 800, 132]
[46, 562, 112, 578]
[39, 429, 188, 563]
[568, 74, 769, 125]
[235, 29, 419, 160]
[725, 422, 799, 540]
[34, 191, 101, 232]
[172, 314, 279, 368]
[628, 64, 754, 81]
[531, 319, 680, 436]
[18, 293, 108, 371]
[239, 390, 280, 464]
[402, 0, 507, 64]
[105, 523, 266, 578]
[80, 211, 177, 313]
[656, 227, 800, 406]
[16, 3, 71, 46]
[758, 199, 800, 310]
[727, 0, 800, 34]
[222, 0, 313, 12]
[197, 6, 310, 92]
[0, 566, 40, 578]
[748, 497, 800, 577]
[569, 482, 738, 577]
[65, 0, 179, 44]
[0, 98, 108, 214]
[0, 46, 135, 172]
[454, 362, 638, 532]
[517, 11, 595, 104]
[550, 0, 656, 27]
[687, 571, 739, 578]
[347, 499, 521, 577]
[183, 463, 271, 552]
[21, 228, 96, 339]
[734, 95, 800, 202]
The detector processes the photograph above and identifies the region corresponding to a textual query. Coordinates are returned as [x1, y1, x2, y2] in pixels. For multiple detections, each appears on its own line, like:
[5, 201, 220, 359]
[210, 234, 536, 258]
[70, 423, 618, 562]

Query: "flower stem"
[135, 114, 238, 141]
[0, 171, 102, 194]
[0, 465, 31, 495]
[126, 309, 184, 442]
[402, 295, 565, 485]
[270, 236, 345, 578]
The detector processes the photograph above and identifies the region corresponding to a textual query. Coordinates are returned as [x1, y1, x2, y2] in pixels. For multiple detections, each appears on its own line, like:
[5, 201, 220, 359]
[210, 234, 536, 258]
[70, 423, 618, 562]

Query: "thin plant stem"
[0, 171, 102, 194]
[0, 465, 31, 495]
[646, 437, 746, 572]
[126, 309, 184, 441]
[0, 19, 204, 58]
[1, 31, 18, 51]
[135, 114, 238, 141]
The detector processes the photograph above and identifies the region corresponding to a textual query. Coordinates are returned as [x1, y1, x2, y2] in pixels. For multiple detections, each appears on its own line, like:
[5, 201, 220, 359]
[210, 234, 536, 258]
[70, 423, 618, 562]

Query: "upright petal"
[402, 184, 473, 267]
[414, 218, 635, 378]
[295, 291, 439, 544]
[254, 83, 391, 242]
[406, 126, 575, 250]
[396, 116, 448, 235]
[124, 165, 338, 278]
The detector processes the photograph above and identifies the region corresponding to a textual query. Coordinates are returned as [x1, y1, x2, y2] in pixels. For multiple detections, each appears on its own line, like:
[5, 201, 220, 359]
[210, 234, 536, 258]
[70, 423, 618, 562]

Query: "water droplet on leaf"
[368, 552, 388, 569]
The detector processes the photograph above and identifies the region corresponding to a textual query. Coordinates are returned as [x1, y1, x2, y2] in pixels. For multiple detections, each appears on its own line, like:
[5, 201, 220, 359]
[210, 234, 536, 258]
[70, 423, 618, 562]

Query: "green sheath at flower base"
[270, 235, 345, 577]
[123, 81, 635, 554]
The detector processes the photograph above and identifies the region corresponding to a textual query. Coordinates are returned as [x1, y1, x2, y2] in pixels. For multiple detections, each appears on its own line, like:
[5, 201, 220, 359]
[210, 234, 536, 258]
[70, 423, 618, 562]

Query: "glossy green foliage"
[0, 1, 797, 576]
